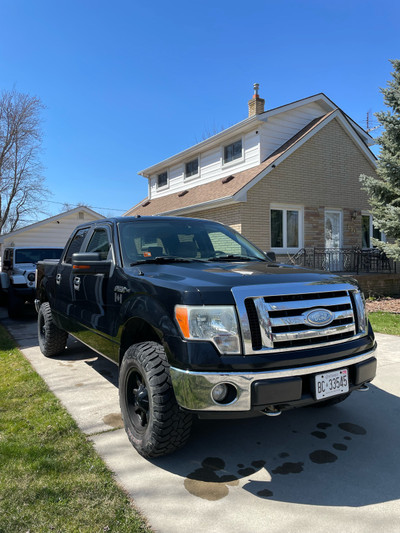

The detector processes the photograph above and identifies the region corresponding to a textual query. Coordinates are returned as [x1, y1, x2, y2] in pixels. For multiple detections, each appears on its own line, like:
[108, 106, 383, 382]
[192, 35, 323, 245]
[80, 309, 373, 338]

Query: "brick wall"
[181, 118, 377, 255]
[183, 204, 242, 233]
[241, 117, 377, 250]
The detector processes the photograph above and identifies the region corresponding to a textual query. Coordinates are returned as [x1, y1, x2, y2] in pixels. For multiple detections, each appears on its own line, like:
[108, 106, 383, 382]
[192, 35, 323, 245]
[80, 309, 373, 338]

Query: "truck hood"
[126, 260, 356, 304]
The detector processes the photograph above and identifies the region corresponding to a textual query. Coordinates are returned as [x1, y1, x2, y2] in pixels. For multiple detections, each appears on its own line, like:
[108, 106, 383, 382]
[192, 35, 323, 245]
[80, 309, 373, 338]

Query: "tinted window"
[86, 228, 111, 260]
[15, 248, 63, 263]
[64, 228, 89, 263]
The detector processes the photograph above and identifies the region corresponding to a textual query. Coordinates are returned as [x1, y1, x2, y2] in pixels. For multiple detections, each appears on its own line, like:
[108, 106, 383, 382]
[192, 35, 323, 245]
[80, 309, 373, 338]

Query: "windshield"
[15, 248, 63, 264]
[118, 218, 267, 266]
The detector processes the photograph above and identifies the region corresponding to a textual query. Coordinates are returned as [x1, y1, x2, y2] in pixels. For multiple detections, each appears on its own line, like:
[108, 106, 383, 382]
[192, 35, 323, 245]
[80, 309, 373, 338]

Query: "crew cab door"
[53, 226, 91, 330]
[71, 225, 119, 358]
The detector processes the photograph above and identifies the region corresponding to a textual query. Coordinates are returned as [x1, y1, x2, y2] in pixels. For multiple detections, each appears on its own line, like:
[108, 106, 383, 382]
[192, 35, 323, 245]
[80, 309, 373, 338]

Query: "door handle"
[56, 273, 61, 285]
[73, 276, 81, 291]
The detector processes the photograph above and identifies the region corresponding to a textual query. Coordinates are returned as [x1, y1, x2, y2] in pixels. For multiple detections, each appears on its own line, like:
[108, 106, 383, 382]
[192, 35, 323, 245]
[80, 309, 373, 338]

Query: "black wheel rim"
[126, 369, 150, 434]
[39, 313, 46, 340]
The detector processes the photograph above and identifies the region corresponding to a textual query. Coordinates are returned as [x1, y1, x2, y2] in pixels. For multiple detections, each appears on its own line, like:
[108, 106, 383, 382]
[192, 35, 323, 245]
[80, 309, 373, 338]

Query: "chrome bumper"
[170, 347, 376, 412]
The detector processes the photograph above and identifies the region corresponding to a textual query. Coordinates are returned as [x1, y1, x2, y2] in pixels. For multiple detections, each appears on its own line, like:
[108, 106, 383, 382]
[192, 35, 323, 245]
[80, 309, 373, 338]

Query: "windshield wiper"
[130, 256, 204, 266]
[207, 254, 263, 262]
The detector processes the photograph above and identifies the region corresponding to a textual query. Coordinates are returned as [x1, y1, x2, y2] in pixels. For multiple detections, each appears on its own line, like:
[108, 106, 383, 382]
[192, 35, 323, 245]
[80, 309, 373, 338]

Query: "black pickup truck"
[35, 216, 377, 457]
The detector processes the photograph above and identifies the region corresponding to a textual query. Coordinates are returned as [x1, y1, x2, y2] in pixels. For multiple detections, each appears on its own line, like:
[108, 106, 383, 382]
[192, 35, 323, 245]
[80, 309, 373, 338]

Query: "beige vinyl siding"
[0, 211, 102, 250]
[150, 130, 261, 199]
[260, 102, 327, 161]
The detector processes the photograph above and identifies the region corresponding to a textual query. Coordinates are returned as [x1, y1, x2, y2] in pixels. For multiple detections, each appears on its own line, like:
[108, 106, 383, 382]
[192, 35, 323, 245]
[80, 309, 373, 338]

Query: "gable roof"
[138, 93, 374, 179]
[0, 206, 104, 242]
[127, 111, 346, 217]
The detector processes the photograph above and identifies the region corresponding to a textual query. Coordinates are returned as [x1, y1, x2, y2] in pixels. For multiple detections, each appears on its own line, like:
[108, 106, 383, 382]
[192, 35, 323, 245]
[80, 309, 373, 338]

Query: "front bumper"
[170, 347, 377, 412]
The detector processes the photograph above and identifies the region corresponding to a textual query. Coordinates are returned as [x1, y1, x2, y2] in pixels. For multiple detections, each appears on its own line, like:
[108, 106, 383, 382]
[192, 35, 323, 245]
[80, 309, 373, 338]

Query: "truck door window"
[64, 228, 89, 263]
[86, 228, 111, 260]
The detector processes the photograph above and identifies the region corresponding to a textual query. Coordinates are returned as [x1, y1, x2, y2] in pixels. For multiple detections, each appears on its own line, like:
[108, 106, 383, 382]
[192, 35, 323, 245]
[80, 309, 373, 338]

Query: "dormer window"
[157, 171, 168, 188]
[185, 158, 199, 178]
[223, 139, 242, 164]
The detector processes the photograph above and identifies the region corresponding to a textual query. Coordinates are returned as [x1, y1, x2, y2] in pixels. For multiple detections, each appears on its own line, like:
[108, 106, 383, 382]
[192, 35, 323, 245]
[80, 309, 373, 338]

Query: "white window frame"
[184, 156, 200, 181]
[361, 212, 386, 249]
[222, 137, 244, 167]
[270, 204, 304, 253]
[156, 170, 169, 191]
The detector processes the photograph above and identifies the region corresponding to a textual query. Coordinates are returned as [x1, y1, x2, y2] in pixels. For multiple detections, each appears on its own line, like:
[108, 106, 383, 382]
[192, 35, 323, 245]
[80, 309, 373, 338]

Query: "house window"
[157, 172, 168, 188]
[271, 207, 302, 250]
[185, 158, 199, 178]
[223, 139, 242, 164]
[362, 214, 385, 248]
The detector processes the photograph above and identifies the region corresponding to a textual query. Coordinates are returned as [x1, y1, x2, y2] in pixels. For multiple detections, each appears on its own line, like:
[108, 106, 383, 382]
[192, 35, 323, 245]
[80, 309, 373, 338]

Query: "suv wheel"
[119, 341, 193, 458]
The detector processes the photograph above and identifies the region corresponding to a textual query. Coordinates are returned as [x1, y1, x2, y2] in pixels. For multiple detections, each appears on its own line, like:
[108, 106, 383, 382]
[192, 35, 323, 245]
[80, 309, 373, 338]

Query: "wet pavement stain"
[102, 413, 123, 428]
[338, 422, 367, 435]
[184, 420, 367, 500]
[272, 462, 304, 475]
[317, 422, 332, 430]
[184, 457, 239, 501]
[238, 467, 256, 476]
[311, 431, 327, 439]
[257, 488, 274, 498]
[309, 450, 338, 464]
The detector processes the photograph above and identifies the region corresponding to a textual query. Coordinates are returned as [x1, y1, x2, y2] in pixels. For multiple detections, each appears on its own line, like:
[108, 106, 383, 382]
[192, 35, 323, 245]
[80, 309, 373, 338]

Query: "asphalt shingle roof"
[126, 113, 332, 217]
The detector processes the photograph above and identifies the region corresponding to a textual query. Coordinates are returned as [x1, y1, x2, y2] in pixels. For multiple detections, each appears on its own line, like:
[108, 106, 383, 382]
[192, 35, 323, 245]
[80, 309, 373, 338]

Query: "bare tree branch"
[0, 89, 48, 234]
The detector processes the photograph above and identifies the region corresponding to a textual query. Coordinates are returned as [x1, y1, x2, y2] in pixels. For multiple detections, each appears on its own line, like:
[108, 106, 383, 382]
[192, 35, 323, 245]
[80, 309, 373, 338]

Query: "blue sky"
[1, 0, 399, 222]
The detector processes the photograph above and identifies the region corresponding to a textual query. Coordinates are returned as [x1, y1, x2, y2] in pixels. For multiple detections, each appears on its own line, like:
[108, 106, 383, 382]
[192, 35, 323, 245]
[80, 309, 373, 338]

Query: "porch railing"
[290, 248, 396, 274]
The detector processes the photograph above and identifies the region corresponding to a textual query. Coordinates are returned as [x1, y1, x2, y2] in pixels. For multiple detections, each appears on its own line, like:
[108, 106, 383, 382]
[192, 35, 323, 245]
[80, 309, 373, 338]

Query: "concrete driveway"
[2, 307, 400, 533]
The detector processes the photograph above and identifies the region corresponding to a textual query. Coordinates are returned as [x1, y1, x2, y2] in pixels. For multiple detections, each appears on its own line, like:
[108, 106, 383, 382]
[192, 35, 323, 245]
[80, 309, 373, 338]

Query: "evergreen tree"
[360, 59, 400, 261]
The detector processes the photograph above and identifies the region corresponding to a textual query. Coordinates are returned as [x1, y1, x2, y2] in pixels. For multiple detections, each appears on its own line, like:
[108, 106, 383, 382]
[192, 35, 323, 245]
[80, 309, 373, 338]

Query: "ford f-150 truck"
[35, 216, 377, 458]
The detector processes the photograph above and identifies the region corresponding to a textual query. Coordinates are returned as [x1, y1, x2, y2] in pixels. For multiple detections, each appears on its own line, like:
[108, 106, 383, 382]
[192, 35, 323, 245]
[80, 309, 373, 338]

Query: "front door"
[324, 210, 342, 271]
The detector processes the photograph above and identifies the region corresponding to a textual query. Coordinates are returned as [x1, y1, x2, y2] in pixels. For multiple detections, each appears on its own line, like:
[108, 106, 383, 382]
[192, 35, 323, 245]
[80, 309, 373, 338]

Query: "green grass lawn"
[369, 312, 400, 336]
[0, 325, 152, 533]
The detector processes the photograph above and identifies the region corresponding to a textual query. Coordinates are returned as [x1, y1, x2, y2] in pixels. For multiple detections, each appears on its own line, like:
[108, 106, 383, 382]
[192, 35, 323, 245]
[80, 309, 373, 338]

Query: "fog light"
[212, 384, 228, 403]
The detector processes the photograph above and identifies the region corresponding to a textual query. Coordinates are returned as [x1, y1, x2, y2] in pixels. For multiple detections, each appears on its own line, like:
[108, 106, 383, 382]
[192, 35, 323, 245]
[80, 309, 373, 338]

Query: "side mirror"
[264, 251, 276, 262]
[72, 252, 111, 275]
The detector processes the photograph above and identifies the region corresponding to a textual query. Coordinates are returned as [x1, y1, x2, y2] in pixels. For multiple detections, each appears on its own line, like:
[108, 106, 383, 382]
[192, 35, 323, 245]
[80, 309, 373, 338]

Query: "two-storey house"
[126, 86, 379, 266]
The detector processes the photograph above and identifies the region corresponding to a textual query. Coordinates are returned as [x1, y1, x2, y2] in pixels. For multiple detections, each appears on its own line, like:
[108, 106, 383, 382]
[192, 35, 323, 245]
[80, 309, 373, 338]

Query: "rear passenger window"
[64, 228, 89, 264]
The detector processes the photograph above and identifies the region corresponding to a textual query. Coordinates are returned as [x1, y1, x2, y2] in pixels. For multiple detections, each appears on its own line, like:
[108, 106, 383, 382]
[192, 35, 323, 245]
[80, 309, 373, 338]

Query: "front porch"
[291, 247, 396, 275]
[284, 248, 399, 297]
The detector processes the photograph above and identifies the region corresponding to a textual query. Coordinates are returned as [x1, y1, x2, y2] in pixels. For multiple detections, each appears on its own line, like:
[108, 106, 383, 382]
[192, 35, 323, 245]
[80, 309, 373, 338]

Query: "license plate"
[315, 368, 349, 400]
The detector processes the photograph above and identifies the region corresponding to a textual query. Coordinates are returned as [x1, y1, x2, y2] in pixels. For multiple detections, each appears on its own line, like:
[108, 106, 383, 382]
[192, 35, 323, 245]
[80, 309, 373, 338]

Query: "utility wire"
[46, 200, 128, 212]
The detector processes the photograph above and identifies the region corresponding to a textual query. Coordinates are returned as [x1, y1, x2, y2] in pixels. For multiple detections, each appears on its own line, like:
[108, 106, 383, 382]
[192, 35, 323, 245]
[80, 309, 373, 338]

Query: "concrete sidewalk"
[3, 308, 400, 533]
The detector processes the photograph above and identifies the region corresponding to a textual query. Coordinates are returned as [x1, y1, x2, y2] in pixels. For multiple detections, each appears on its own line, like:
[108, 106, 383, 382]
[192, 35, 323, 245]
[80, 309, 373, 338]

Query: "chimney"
[248, 83, 265, 117]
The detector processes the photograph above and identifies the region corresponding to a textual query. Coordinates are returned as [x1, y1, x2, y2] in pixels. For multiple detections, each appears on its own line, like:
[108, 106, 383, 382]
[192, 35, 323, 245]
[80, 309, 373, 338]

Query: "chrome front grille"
[232, 282, 367, 355]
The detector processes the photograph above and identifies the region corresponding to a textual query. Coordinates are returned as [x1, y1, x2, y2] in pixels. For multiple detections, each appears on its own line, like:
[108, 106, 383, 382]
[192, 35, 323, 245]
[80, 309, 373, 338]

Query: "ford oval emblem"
[305, 308, 334, 327]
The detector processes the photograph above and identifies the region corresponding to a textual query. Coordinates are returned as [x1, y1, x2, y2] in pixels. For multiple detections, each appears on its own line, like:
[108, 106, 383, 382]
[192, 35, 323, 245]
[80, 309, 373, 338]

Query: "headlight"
[175, 305, 241, 354]
[352, 289, 368, 334]
[27, 273, 35, 282]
